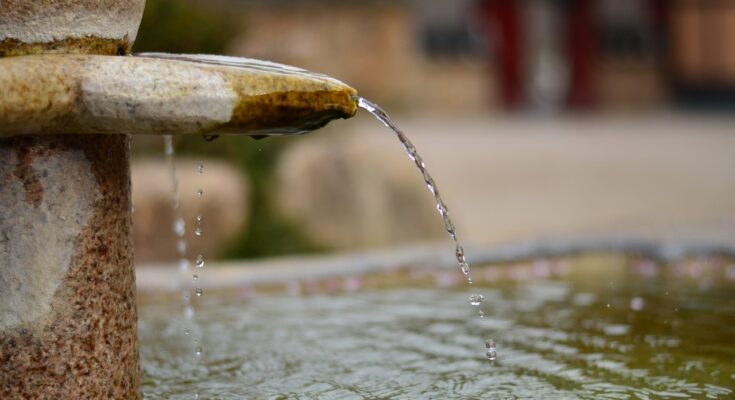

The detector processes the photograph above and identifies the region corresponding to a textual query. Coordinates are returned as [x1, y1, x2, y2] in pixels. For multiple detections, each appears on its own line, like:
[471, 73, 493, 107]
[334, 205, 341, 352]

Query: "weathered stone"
[274, 134, 445, 249]
[0, 0, 145, 57]
[132, 159, 249, 263]
[0, 54, 358, 137]
[0, 1, 359, 398]
[0, 135, 139, 399]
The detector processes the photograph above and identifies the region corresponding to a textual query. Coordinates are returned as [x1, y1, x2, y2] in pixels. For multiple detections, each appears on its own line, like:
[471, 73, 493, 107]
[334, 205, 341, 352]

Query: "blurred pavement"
[320, 111, 735, 248]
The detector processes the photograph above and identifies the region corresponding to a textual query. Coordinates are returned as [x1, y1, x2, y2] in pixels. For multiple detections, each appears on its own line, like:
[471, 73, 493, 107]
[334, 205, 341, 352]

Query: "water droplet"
[196, 189, 204, 197]
[460, 262, 470, 277]
[478, 310, 485, 318]
[196, 347, 202, 356]
[196, 215, 203, 223]
[177, 239, 187, 256]
[194, 227, 202, 236]
[606, 303, 611, 309]
[197, 163, 204, 174]
[184, 329, 190, 336]
[164, 135, 174, 156]
[195, 288, 203, 297]
[630, 297, 645, 311]
[469, 294, 484, 306]
[485, 339, 497, 363]
[193, 274, 199, 281]
[173, 218, 186, 237]
[195, 255, 205, 268]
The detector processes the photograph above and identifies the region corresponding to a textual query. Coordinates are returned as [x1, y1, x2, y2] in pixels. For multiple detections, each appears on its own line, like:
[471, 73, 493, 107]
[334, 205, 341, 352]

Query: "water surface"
[140, 260, 735, 399]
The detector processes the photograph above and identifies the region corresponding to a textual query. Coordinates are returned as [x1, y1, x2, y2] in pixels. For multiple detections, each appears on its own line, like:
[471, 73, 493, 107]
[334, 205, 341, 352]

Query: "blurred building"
[479, 0, 735, 111]
[228, 0, 735, 113]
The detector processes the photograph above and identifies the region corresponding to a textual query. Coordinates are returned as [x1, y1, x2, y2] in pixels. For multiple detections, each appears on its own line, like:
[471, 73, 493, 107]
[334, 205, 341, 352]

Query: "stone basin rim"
[0, 53, 358, 138]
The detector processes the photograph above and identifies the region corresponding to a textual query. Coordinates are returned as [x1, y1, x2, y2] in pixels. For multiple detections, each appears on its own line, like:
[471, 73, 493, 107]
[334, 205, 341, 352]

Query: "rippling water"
[140, 260, 735, 399]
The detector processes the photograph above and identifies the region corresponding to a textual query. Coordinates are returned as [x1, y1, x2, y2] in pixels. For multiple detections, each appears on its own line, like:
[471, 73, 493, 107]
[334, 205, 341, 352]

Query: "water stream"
[358, 98, 493, 358]
[163, 135, 205, 398]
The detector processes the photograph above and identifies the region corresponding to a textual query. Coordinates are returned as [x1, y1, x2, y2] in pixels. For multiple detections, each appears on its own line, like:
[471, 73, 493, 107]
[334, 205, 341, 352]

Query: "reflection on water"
[140, 259, 735, 399]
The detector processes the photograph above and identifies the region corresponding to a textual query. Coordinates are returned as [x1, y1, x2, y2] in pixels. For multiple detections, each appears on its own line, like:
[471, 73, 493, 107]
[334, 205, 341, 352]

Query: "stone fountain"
[0, 1, 357, 398]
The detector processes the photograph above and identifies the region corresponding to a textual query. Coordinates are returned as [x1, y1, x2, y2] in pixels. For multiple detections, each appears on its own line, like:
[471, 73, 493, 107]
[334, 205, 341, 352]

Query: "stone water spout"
[0, 1, 357, 398]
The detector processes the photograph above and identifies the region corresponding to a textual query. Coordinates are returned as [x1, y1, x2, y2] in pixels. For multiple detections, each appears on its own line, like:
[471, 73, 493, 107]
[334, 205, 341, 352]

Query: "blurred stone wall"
[132, 159, 249, 263]
[274, 133, 445, 250]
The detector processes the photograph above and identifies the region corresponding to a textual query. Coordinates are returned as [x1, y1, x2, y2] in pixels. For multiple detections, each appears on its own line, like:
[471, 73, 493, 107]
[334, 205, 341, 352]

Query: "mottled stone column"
[0, 135, 139, 399]
[0, 1, 145, 398]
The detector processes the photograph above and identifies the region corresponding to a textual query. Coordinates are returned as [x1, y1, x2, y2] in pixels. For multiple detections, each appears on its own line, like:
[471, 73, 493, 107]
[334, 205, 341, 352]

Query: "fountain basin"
[137, 246, 735, 399]
[0, 53, 357, 137]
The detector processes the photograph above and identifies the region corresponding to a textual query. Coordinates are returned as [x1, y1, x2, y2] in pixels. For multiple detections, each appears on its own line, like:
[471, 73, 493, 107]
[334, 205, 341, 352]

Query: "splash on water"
[357, 98, 494, 360]
[469, 294, 484, 306]
[485, 339, 497, 364]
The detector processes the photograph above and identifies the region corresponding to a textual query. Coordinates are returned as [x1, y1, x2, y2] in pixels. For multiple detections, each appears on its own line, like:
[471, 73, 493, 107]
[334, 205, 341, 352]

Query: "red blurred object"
[479, 0, 523, 110]
[565, 0, 596, 109]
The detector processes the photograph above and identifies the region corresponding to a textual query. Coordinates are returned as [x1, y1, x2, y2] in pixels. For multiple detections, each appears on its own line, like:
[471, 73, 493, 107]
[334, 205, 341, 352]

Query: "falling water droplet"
[196, 347, 202, 356]
[193, 274, 199, 281]
[184, 329, 190, 336]
[485, 339, 498, 363]
[196, 189, 204, 197]
[469, 294, 484, 306]
[177, 239, 187, 256]
[164, 135, 174, 156]
[194, 227, 202, 236]
[195, 288, 203, 297]
[478, 310, 485, 318]
[173, 218, 185, 237]
[197, 163, 204, 174]
[196, 215, 203, 223]
[195, 255, 205, 268]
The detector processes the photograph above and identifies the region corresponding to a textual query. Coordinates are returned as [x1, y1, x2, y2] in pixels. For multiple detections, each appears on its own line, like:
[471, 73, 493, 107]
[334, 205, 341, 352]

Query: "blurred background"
[129, 0, 735, 265]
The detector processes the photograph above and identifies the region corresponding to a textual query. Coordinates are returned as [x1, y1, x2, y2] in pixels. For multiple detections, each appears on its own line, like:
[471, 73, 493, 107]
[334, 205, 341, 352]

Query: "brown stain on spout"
[218, 65, 358, 134]
[12, 142, 45, 208]
[0, 37, 131, 58]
